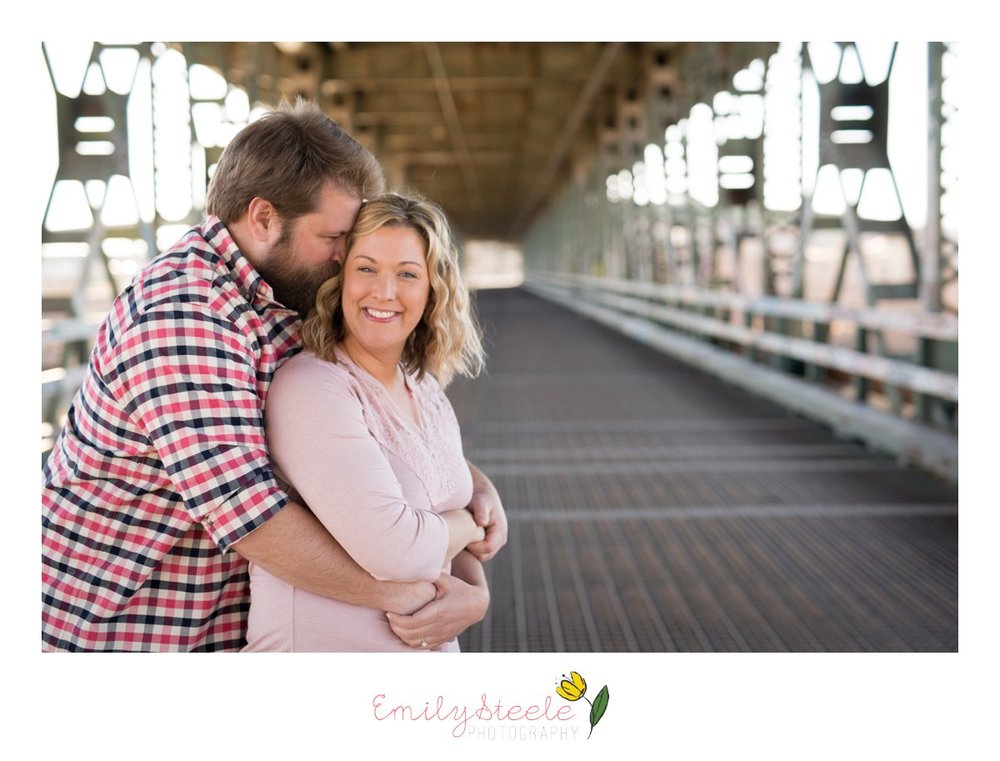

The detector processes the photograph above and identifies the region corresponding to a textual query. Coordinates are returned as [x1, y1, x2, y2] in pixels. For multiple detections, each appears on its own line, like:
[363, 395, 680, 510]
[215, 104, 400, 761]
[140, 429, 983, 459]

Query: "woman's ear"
[245, 197, 283, 245]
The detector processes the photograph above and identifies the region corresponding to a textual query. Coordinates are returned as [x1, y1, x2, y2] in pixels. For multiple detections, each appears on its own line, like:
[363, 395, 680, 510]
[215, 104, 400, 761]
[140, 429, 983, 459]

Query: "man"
[41, 99, 506, 651]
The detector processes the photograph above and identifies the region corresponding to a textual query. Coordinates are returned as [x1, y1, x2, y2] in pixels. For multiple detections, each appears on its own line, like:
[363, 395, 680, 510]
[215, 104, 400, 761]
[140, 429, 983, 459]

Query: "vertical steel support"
[42, 43, 156, 439]
[591, 161, 606, 277]
[923, 42, 944, 314]
[794, 43, 925, 406]
[917, 42, 946, 423]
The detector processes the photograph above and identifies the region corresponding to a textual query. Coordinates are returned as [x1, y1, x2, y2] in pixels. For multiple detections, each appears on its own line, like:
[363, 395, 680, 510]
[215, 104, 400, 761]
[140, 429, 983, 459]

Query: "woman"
[244, 193, 488, 652]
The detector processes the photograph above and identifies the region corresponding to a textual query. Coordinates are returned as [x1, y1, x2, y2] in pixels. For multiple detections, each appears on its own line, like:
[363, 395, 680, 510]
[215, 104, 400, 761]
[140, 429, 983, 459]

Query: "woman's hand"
[464, 462, 508, 562]
[441, 508, 485, 560]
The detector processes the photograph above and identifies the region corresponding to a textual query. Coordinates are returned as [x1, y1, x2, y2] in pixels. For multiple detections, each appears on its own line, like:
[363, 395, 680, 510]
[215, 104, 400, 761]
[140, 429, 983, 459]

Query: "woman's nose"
[372, 272, 396, 299]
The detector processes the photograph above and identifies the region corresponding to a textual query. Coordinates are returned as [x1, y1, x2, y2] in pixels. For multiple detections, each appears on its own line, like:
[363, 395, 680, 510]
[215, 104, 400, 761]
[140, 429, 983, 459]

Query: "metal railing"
[525, 270, 958, 482]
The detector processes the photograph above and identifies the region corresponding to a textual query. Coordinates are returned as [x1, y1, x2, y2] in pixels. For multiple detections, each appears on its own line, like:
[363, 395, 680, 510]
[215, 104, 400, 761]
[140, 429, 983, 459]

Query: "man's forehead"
[309, 187, 363, 226]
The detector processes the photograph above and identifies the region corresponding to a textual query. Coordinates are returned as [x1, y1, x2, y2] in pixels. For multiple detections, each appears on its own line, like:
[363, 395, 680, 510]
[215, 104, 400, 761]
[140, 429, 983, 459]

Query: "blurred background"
[40, 41, 959, 651]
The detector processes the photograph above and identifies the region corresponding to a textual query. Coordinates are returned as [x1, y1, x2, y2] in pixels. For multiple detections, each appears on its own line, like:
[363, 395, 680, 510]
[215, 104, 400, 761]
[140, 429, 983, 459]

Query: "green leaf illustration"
[588, 685, 609, 738]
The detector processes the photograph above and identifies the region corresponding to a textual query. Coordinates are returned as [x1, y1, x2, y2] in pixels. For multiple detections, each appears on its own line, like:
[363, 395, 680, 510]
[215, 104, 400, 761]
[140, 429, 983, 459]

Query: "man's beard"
[256, 232, 339, 315]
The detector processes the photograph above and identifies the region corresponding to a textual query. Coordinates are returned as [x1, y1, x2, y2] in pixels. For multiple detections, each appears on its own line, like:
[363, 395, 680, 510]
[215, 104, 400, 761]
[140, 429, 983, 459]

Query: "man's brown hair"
[206, 98, 384, 224]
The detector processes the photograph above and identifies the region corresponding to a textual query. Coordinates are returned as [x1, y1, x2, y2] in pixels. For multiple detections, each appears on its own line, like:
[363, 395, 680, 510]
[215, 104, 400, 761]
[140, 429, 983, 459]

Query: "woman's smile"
[363, 307, 401, 322]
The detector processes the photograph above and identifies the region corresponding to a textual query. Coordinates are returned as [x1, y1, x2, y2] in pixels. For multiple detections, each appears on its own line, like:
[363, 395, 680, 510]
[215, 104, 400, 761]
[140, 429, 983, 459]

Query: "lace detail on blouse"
[334, 351, 462, 508]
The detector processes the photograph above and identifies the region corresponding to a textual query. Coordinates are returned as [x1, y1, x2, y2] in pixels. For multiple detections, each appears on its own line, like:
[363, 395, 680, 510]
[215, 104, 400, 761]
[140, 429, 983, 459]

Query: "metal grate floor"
[450, 288, 957, 652]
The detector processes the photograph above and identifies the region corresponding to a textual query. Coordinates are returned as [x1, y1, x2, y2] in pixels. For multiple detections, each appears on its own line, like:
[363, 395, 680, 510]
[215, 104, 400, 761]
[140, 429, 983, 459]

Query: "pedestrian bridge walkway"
[450, 288, 958, 652]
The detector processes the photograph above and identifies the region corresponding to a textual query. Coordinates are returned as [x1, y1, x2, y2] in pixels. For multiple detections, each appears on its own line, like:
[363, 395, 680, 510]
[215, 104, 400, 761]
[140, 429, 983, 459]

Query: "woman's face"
[341, 225, 431, 361]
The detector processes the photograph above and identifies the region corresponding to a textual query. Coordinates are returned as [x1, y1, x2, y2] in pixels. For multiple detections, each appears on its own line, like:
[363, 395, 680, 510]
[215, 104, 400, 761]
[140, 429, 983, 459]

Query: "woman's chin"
[345, 335, 408, 361]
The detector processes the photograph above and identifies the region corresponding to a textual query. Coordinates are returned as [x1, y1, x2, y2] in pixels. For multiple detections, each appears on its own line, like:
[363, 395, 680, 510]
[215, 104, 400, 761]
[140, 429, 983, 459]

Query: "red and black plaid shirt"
[42, 217, 301, 651]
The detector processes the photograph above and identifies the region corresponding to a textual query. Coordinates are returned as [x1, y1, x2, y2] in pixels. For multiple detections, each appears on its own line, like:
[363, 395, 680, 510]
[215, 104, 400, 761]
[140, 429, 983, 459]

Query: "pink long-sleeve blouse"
[243, 349, 473, 651]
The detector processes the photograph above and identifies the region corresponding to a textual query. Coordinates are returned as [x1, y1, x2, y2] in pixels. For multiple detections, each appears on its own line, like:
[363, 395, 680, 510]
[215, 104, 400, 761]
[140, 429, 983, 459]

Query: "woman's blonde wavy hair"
[300, 192, 486, 387]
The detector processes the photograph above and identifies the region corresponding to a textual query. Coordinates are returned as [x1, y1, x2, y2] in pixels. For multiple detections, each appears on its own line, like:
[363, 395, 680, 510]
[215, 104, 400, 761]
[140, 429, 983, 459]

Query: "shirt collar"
[201, 215, 291, 313]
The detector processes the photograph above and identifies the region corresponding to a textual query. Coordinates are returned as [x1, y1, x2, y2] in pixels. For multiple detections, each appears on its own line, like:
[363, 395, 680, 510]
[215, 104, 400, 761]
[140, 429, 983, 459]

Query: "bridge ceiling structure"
[180, 41, 777, 241]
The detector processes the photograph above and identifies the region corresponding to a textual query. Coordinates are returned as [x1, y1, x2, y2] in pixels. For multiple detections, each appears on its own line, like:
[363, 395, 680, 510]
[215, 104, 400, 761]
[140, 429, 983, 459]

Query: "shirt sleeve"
[101, 299, 288, 553]
[264, 355, 450, 582]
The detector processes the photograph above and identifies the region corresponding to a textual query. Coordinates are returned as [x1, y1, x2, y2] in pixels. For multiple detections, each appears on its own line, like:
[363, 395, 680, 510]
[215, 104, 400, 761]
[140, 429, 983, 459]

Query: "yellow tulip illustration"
[554, 671, 609, 739]
[556, 671, 587, 702]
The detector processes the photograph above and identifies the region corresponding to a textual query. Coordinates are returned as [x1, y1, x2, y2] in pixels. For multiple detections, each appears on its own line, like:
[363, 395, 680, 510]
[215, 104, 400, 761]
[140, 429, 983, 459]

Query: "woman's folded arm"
[265, 357, 449, 582]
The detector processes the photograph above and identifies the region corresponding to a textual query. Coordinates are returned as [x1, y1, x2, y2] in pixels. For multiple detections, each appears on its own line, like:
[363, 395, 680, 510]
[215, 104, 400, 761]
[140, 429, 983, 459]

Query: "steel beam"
[509, 42, 625, 237]
[423, 42, 482, 210]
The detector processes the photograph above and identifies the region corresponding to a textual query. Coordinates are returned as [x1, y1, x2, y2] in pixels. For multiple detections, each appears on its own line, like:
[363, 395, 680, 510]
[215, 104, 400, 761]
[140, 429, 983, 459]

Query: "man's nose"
[331, 238, 347, 261]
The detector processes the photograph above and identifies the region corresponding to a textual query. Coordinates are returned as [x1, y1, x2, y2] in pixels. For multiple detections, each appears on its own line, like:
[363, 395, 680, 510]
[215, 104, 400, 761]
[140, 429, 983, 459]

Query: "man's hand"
[378, 579, 438, 616]
[464, 462, 507, 562]
[385, 570, 489, 650]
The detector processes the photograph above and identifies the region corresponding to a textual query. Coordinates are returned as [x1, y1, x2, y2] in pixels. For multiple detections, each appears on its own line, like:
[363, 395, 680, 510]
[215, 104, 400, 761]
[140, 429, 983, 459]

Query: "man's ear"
[245, 197, 283, 244]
